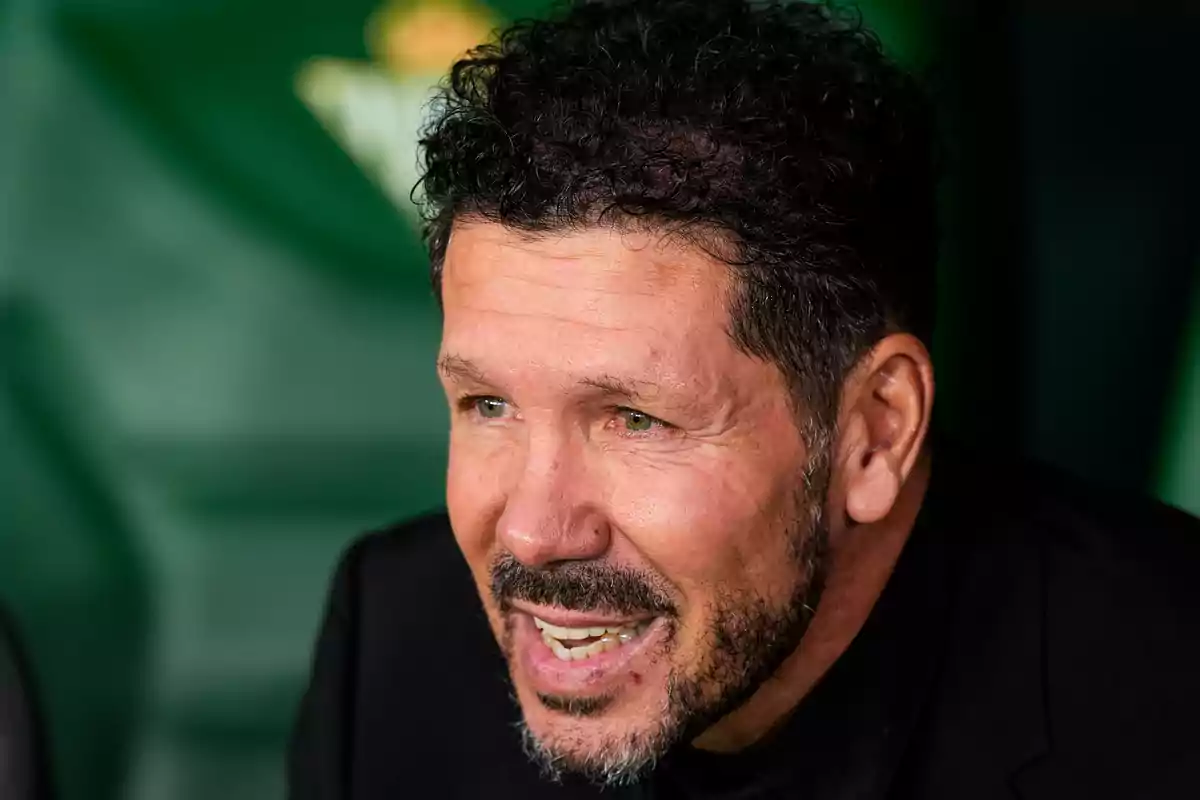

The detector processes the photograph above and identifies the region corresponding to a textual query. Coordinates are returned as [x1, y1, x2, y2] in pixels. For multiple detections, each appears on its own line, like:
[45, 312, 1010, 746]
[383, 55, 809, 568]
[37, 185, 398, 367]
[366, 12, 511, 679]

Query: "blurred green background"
[0, 1, 1196, 799]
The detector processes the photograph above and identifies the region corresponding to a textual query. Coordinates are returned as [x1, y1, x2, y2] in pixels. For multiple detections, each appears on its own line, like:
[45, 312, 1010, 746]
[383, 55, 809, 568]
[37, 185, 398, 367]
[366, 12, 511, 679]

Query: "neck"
[692, 451, 933, 753]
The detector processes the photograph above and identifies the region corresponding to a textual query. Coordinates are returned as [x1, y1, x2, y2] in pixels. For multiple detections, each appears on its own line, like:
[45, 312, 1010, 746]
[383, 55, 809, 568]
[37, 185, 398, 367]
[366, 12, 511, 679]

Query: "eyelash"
[456, 395, 674, 436]
[457, 395, 511, 418]
[611, 406, 671, 435]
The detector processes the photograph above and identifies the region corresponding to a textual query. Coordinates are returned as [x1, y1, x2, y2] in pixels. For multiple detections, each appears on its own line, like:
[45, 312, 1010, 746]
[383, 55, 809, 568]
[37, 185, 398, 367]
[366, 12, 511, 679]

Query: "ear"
[836, 334, 935, 525]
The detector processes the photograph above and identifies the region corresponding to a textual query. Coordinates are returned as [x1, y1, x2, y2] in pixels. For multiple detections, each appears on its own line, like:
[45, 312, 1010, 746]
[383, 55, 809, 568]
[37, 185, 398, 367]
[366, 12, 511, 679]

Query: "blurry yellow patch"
[295, 0, 500, 219]
[370, 0, 499, 75]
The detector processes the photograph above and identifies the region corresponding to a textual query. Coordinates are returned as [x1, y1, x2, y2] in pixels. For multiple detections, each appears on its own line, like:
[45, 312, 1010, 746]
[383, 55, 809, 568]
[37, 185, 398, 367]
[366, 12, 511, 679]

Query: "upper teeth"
[533, 618, 633, 639]
[533, 616, 645, 662]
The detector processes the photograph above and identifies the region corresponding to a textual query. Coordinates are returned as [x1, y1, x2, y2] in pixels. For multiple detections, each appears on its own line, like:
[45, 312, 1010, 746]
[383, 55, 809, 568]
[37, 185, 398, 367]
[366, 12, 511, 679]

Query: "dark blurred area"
[0, 1, 1196, 799]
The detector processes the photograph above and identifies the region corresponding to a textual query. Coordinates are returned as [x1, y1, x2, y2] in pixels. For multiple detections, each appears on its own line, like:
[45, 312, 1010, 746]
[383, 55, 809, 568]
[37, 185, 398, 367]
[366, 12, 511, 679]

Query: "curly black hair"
[418, 0, 939, 435]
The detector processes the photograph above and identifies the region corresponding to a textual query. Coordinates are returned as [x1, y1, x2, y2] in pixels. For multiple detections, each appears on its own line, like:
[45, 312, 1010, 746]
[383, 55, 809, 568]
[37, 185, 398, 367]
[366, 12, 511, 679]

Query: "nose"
[496, 432, 611, 568]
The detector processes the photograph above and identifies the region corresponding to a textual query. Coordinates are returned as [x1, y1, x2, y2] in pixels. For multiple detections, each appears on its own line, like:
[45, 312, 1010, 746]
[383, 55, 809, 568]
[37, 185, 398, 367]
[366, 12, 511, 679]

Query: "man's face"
[439, 223, 828, 785]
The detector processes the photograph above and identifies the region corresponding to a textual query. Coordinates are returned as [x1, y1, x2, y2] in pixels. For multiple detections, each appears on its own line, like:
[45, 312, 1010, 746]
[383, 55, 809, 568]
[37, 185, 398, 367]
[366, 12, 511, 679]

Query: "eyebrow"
[438, 354, 660, 404]
[578, 374, 659, 404]
[437, 354, 493, 385]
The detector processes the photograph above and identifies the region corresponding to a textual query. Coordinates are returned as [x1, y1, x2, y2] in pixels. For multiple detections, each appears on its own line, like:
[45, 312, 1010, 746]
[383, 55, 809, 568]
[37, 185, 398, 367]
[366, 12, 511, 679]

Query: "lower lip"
[512, 613, 667, 697]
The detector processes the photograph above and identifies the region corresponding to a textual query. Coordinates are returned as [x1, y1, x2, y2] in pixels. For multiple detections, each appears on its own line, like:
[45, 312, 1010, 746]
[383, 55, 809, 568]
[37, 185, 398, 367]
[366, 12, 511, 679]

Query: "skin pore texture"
[438, 221, 934, 787]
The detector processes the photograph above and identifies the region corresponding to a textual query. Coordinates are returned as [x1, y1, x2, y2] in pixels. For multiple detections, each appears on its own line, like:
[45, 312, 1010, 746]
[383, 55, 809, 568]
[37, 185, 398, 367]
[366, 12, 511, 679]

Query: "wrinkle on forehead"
[440, 222, 794, 434]
[445, 227, 725, 339]
[445, 223, 724, 296]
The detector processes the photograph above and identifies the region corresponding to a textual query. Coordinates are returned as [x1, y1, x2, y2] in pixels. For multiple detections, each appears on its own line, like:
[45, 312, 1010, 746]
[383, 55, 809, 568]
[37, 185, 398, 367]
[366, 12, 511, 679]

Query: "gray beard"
[517, 477, 831, 789]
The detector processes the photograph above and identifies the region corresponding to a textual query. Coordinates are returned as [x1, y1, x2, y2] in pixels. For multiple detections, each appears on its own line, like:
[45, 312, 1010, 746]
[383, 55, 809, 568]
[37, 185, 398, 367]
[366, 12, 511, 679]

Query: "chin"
[515, 686, 673, 788]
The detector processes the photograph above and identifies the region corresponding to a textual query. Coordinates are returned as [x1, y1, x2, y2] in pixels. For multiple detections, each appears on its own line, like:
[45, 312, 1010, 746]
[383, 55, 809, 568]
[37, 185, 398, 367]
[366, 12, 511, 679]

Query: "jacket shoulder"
[315, 510, 471, 633]
[346, 510, 464, 590]
[1006, 464, 1200, 797]
[1020, 463, 1200, 614]
[910, 449, 1200, 799]
[333, 510, 492, 660]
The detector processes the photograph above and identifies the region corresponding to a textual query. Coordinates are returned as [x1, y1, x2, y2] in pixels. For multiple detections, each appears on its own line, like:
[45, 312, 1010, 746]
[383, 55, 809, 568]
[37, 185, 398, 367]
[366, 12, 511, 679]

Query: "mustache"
[490, 553, 678, 618]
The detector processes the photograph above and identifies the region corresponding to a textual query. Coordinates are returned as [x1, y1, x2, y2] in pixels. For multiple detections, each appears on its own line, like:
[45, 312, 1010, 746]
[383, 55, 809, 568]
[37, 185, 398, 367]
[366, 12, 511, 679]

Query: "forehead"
[439, 223, 743, 381]
[442, 223, 729, 323]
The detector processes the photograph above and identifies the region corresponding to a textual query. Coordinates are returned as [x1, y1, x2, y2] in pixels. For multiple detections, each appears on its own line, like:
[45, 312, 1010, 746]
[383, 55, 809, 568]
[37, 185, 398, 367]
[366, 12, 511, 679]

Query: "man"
[288, 1, 1200, 797]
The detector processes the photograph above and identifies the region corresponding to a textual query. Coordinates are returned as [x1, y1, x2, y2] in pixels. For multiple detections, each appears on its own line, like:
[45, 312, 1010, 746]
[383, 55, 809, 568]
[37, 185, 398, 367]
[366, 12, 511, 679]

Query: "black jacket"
[288, 451, 1200, 798]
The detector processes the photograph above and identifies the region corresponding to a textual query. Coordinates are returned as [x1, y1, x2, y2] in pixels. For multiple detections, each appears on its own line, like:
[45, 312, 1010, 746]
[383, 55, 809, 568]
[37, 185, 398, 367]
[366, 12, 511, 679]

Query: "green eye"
[620, 409, 657, 432]
[473, 397, 507, 419]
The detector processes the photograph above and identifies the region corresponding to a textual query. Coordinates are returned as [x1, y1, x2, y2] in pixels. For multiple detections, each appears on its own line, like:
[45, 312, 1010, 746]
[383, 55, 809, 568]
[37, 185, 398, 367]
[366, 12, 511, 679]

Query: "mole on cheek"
[630, 672, 642, 685]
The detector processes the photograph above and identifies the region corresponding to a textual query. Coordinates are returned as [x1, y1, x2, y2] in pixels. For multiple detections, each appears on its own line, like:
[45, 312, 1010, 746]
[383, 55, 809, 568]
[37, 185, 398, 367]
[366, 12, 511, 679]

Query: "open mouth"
[511, 608, 669, 697]
[533, 616, 653, 662]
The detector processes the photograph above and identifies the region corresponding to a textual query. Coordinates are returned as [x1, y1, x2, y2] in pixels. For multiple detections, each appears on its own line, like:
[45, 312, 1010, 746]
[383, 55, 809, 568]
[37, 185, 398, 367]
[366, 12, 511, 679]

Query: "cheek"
[608, 455, 796, 589]
[446, 427, 515, 565]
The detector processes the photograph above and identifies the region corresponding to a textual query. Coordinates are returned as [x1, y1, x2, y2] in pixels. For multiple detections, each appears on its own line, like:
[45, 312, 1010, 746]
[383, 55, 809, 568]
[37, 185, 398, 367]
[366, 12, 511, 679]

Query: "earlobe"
[846, 449, 902, 524]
